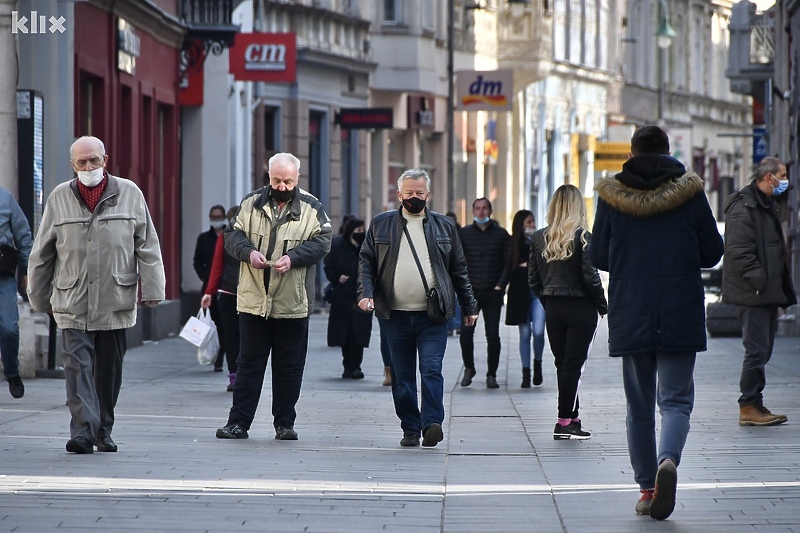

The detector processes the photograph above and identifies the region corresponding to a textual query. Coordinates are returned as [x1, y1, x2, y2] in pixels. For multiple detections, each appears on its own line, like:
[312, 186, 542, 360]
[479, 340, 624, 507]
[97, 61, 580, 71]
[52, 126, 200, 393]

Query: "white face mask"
[524, 228, 536, 237]
[210, 220, 228, 230]
[77, 168, 104, 187]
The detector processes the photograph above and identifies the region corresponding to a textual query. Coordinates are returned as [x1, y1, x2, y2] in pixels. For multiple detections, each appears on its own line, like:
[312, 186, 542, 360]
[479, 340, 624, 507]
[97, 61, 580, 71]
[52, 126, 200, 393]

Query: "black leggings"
[544, 296, 599, 420]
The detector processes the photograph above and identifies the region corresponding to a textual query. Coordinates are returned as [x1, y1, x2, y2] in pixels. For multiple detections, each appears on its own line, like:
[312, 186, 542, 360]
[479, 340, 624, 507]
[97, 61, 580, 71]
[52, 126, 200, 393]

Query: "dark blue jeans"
[382, 311, 447, 436]
[0, 276, 20, 377]
[228, 313, 308, 430]
[622, 351, 695, 489]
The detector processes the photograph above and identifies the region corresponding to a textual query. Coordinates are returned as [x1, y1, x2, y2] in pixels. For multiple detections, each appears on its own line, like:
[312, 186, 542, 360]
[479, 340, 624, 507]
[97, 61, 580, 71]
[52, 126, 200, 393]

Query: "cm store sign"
[229, 33, 296, 83]
[456, 70, 513, 112]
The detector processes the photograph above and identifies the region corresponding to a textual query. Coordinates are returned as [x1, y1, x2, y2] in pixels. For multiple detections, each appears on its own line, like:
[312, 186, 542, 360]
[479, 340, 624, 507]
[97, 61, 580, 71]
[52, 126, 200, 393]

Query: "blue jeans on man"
[0, 276, 21, 378]
[382, 311, 448, 436]
[622, 351, 695, 489]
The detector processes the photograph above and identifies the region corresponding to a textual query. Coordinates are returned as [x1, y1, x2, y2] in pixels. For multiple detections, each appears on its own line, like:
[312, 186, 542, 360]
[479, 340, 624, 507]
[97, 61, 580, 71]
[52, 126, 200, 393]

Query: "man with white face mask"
[193, 204, 227, 371]
[722, 156, 796, 427]
[27, 135, 165, 454]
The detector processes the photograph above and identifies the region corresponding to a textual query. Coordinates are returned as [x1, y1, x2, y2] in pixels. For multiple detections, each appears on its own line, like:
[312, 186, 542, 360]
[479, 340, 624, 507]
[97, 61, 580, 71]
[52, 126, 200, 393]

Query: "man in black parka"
[591, 125, 723, 521]
[722, 157, 796, 427]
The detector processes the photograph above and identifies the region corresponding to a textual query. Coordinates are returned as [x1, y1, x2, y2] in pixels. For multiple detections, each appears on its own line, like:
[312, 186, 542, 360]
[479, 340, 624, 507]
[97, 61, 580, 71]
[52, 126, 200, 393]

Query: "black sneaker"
[649, 460, 677, 520]
[275, 426, 298, 440]
[96, 436, 118, 452]
[66, 436, 94, 454]
[216, 422, 249, 439]
[553, 421, 591, 440]
[8, 375, 24, 399]
[486, 375, 499, 389]
[400, 434, 420, 447]
[351, 368, 365, 380]
[460, 367, 476, 387]
[422, 423, 444, 447]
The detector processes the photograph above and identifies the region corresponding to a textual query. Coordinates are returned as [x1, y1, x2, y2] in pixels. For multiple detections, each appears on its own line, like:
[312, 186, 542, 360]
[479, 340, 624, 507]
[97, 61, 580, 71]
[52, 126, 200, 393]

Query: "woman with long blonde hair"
[528, 184, 607, 440]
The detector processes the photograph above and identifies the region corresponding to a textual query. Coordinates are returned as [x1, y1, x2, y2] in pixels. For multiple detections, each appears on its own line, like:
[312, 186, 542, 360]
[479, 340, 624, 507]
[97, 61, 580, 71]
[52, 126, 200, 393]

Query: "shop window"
[77, 72, 104, 140]
[341, 128, 357, 217]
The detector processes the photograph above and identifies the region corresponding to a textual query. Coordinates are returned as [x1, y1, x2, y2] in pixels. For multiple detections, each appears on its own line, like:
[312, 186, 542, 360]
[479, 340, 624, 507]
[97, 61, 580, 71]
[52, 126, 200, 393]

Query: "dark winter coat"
[528, 229, 607, 315]
[458, 220, 510, 291]
[324, 237, 373, 348]
[505, 238, 536, 325]
[358, 207, 479, 319]
[193, 227, 219, 291]
[722, 182, 796, 308]
[591, 155, 724, 357]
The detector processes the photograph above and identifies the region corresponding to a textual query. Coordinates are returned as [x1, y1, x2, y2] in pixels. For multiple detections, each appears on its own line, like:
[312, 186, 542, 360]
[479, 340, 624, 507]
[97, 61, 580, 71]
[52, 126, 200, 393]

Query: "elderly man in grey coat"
[28, 136, 165, 454]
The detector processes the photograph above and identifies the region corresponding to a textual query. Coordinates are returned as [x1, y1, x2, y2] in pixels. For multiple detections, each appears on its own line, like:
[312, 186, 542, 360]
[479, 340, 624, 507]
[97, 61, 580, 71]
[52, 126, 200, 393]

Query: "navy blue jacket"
[591, 155, 723, 356]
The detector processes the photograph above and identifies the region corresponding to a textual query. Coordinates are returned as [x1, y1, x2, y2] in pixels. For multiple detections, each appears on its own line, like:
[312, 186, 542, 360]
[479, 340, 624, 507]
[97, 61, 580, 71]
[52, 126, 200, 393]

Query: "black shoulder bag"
[402, 226, 448, 323]
[0, 245, 19, 277]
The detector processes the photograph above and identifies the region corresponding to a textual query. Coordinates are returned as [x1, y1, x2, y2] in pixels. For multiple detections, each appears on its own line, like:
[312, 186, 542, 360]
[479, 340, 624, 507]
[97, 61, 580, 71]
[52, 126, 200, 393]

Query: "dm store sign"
[456, 70, 513, 112]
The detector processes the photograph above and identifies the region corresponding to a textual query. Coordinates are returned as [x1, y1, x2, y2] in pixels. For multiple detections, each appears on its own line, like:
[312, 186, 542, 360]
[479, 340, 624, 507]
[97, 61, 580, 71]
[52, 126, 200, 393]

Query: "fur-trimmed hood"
[595, 155, 704, 218]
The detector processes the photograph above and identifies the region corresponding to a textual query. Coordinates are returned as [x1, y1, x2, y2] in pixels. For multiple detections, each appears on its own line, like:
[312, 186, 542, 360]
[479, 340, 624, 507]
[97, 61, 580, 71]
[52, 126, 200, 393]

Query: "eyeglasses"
[72, 156, 105, 170]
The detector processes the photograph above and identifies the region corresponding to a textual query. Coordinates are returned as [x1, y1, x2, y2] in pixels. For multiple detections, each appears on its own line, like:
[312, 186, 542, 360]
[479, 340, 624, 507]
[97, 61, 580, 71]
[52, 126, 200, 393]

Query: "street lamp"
[623, 0, 676, 121]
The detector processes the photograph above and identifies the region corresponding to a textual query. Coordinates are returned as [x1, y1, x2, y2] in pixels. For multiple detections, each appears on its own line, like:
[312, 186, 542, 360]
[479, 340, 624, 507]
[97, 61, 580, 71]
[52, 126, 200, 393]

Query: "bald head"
[70, 136, 105, 160]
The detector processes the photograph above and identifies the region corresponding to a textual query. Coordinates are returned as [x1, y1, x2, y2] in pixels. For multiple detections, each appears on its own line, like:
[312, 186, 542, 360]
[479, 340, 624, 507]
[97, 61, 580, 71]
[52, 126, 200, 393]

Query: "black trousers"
[460, 287, 504, 376]
[216, 292, 239, 374]
[228, 313, 309, 430]
[544, 296, 598, 420]
[736, 305, 778, 407]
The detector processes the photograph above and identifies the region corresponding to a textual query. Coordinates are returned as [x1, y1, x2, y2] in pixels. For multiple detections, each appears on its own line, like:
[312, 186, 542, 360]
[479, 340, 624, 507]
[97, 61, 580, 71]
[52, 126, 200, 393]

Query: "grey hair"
[269, 152, 301, 173]
[754, 156, 785, 182]
[397, 168, 430, 192]
[70, 136, 106, 159]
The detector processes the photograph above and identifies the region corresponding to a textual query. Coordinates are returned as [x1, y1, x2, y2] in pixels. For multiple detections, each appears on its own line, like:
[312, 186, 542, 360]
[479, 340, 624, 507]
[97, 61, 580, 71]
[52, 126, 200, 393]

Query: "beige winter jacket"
[27, 175, 166, 331]
[224, 186, 331, 318]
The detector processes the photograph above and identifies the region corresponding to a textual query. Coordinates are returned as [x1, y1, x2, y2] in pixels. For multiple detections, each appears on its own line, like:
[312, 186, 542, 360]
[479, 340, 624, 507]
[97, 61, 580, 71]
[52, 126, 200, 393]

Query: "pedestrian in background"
[194, 204, 227, 371]
[358, 168, 478, 448]
[722, 156, 796, 426]
[0, 186, 33, 399]
[201, 206, 241, 392]
[445, 211, 462, 335]
[591, 125, 723, 520]
[529, 186, 606, 439]
[458, 198, 509, 389]
[324, 217, 372, 380]
[27, 135, 166, 454]
[505, 209, 545, 388]
[215, 152, 331, 442]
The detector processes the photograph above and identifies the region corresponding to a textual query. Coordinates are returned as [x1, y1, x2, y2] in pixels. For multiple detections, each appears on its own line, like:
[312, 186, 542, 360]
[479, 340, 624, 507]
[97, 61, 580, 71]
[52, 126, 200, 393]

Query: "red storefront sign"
[229, 33, 296, 83]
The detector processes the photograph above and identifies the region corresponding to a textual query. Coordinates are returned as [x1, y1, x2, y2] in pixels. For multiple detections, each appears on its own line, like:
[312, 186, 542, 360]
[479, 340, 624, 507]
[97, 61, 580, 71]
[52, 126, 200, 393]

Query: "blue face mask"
[474, 216, 490, 224]
[774, 179, 789, 196]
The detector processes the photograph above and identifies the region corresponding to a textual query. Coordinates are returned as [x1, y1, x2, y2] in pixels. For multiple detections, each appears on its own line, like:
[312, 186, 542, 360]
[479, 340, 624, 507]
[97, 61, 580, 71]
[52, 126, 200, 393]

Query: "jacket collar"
[69, 173, 121, 208]
[595, 171, 704, 217]
[253, 186, 302, 221]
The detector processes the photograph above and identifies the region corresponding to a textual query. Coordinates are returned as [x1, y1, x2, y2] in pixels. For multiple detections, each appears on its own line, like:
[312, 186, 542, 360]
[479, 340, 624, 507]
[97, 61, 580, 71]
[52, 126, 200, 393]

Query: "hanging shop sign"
[117, 18, 140, 75]
[229, 33, 296, 83]
[456, 70, 513, 111]
[335, 108, 394, 129]
[407, 95, 435, 130]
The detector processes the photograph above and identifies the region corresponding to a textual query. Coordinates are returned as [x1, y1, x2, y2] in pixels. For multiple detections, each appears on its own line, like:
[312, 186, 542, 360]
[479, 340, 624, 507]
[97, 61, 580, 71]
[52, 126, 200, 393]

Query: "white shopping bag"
[179, 308, 216, 348]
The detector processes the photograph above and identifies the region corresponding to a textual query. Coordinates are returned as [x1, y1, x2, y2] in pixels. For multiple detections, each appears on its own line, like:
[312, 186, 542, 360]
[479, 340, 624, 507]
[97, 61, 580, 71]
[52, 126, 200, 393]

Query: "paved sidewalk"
[1, 312, 799, 532]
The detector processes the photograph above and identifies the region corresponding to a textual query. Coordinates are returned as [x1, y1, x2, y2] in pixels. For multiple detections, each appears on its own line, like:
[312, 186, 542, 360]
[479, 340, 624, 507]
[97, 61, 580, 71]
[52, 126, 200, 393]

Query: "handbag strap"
[403, 226, 431, 294]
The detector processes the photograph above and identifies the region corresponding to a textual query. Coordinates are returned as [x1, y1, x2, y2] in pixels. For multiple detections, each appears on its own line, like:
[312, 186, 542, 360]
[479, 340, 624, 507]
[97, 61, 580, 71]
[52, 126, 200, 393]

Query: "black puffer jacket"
[458, 220, 510, 290]
[528, 229, 607, 315]
[358, 207, 478, 319]
[722, 182, 796, 308]
[591, 155, 724, 357]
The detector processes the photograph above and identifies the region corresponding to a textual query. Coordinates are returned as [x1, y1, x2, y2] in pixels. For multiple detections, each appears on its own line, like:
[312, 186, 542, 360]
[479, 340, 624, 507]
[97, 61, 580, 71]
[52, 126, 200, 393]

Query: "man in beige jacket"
[27, 136, 165, 454]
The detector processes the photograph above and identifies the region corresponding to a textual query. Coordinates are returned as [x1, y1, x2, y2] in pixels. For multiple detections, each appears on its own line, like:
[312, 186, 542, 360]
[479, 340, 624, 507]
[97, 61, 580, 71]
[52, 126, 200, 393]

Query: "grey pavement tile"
[2, 316, 800, 532]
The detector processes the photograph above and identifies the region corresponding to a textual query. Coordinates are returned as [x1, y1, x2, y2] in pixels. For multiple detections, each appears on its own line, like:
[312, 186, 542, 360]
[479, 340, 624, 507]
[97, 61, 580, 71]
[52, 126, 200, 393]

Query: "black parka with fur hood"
[590, 155, 724, 357]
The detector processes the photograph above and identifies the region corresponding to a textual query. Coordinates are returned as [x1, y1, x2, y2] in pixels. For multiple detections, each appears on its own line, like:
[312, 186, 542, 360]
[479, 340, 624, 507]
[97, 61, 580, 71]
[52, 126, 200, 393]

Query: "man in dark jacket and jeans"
[358, 168, 478, 448]
[722, 156, 796, 427]
[591, 125, 723, 521]
[458, 198, 509, 388]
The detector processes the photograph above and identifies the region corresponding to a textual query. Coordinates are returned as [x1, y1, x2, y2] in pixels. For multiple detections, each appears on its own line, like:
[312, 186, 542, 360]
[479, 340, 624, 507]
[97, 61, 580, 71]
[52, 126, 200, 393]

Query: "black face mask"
[351, 233, 366, 245]
[271, 187, 294, 203]
[402, 197, 426, 215]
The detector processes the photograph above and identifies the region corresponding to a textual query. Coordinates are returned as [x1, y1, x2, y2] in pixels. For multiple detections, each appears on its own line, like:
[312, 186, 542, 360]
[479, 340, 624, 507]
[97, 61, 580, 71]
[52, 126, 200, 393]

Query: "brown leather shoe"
[382, 367, 392, 386]
[739, 404, 788, 426]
